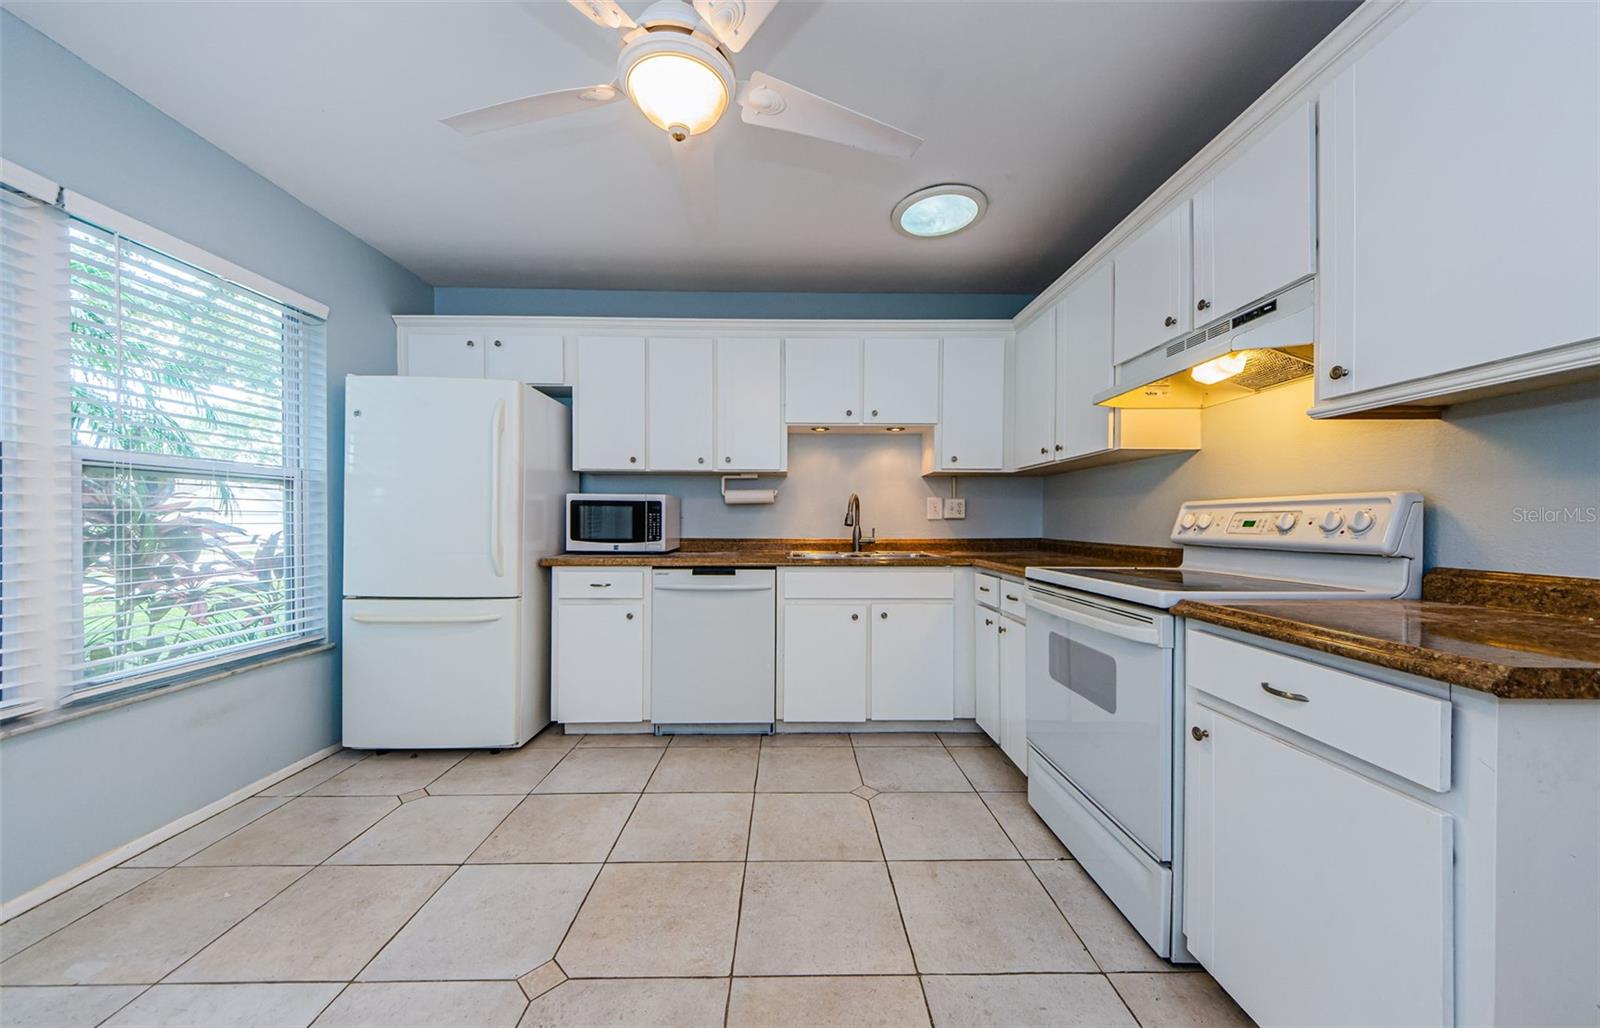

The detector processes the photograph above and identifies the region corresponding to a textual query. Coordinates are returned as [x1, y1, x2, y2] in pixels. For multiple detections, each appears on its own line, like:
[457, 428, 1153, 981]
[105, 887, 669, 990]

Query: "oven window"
[572, 501, 646, 543]
[1048, 632, 1119, 714]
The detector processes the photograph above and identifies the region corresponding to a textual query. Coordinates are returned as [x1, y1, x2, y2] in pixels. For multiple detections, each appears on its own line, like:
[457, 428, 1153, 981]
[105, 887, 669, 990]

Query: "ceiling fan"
[442, 0, 923, 158]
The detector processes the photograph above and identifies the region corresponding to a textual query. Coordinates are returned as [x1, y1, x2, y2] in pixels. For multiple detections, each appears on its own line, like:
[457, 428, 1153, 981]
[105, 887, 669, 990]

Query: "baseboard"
[0, 742, 342, 922]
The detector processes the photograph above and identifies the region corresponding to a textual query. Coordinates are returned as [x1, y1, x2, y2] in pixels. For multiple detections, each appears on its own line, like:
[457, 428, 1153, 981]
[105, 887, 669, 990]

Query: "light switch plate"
[943, 497, 967, 519]
[926, 497, 944, 520]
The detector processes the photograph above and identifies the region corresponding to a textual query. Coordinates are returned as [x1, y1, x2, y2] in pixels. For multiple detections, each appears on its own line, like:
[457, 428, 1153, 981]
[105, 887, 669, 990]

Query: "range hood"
[1095, 279, 1315, 409]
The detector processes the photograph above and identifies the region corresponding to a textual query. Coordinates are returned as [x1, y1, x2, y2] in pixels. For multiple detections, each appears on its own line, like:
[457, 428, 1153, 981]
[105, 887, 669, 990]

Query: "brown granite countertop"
[1175, 569, 1600, 700]
[539, 537, 1179, 579]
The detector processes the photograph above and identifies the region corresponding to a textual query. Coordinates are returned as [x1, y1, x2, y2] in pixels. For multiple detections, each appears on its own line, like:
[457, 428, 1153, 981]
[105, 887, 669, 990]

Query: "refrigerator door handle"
[489, 399, 506, 579]
[350, 613, 503, 625]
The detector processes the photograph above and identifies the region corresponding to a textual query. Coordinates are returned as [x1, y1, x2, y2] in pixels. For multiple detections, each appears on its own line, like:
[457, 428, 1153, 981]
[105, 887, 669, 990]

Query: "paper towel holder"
[721, 473, 778, 506]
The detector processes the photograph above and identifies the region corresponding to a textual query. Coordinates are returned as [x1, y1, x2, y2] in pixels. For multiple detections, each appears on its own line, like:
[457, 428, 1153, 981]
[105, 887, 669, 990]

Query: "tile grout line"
[857, 745, 931, 1026]
[721, 775, 759, 1028]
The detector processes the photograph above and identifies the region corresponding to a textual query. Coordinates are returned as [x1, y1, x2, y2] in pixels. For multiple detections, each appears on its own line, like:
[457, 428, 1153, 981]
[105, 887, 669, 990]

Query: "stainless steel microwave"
[565, 494, 681, 552]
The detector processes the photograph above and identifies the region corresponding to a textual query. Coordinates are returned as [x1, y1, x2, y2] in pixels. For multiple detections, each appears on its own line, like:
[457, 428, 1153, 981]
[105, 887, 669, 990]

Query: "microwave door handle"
[489, 400, 505, 578]
[1026, 593, 1167, 647]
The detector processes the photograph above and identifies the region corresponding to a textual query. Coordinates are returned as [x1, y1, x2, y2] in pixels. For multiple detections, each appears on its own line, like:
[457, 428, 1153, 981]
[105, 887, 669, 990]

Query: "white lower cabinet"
[779, 569, 953, 724]
[974, 607, 1000, 739]
[973, 574, 1026, 771]
[552, 570, 648, 724]
[997, 611, 1026, 769]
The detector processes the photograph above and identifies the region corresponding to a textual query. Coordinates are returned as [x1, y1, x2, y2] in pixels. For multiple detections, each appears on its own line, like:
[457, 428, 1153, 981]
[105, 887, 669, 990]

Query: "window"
[1, 167, 328, 717]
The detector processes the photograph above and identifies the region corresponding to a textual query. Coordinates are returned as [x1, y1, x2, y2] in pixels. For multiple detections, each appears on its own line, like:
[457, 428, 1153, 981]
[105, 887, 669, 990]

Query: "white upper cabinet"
[484, 332, 564, 385]
[1013, 307, 1057, 467]
[716, 337, 785, 471]
[863, 336, 940, 424]
[646, 337, 715, 471]
[784, 336, 862, 424]
[939, 336, 1006, 471]
[574, 335, 647, 470]
[1113, 203, 1192, 364]
[1192, 103, 1316, 322]
[1315, 1, 1600, 412]
[1054, 262, 1115, 462]
[404, 331, 484, 378]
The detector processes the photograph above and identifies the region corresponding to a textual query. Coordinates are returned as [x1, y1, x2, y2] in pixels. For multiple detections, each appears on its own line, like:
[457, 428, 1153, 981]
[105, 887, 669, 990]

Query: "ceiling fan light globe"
[620, 35, 734, 138]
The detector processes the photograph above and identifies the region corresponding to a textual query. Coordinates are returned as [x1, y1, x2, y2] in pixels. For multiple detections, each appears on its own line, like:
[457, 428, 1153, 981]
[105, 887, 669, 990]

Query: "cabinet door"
[485, 332, 564, 384]
[1112, 204, 1192, 364]
[716, 337, 784, 471]
[1053, 263, 1115, 462]
[1317, 2, 1599, 401]
[784, 336, 862, 424]
[939, 336, 1005, 470]
[1190, 707, 1453, 1027]
[974, 609, 1000, 741]
[998, 616, 1027, 770]
[863, 336, 939, 424]
[1013, 308, 1056, 467]
[1192, 103, 1315, 321]
[404, 332, 484, 378]
[574, 336, 647, 470]
[556, 602, 646, 724]
[782, 604, 868, 722]
[646, 337, 715, 471]
[869, 603, 954, 720]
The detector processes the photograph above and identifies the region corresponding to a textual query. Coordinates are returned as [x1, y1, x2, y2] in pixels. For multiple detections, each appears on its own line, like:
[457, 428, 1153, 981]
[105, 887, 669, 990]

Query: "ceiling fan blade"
[693, 0, 778, 53]
[738, 72, 922, 158]
[568, 0, 636, 31]
[442, 84, 623, 136]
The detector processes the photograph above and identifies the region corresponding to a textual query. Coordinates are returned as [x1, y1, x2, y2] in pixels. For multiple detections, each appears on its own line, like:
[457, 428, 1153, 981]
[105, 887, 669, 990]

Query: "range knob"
[1179, 512, 1198, 531]
[1274, 512, 1297, 533]
[1349, 509, 1376, 535]
[1196, 513, 1214, 530]
[1319, 510, 1345, 533]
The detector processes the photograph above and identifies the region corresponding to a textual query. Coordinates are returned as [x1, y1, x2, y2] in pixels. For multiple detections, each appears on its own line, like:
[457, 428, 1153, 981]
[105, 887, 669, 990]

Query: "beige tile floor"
[0, 730, 1254, 1028]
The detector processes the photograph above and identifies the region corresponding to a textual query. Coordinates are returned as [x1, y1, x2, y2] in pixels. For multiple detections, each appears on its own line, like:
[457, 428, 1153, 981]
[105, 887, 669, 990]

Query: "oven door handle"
[1026, 592, 1171, 647]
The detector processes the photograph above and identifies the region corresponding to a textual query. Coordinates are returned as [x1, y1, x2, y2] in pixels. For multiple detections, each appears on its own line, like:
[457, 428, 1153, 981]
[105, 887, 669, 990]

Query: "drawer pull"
[589, 582, 613, 588]
[1260, 681, 1310, 703]
[1005, 593, 1020, 602]
[978, 586, 991, 593]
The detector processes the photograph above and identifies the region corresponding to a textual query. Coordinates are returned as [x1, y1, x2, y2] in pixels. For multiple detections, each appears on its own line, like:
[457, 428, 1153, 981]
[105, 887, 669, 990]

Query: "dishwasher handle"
[654, 582, 774, 592]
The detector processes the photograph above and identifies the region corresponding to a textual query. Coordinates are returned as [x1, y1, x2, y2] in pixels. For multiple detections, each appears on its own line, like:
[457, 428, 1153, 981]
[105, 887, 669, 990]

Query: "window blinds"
[0, 180, 328, 714]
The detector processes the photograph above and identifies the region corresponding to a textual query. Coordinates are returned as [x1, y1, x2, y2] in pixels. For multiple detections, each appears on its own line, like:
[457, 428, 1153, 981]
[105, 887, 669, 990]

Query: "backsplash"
[583, 432, 1044, 540]
[1043, 378, 1600, 576]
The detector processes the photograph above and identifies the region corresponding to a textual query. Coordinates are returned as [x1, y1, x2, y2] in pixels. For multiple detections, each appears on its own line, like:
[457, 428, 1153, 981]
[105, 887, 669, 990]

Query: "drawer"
[556, 568, 647, 599]
[1186, 628, 1451, 792]
[975, 573, 1001, 608]
[999, 579, 1028, 622]
[781, 568, 954, 600]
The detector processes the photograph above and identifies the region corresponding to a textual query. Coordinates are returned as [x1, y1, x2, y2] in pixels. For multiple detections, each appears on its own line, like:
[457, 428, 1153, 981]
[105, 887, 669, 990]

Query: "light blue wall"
[0, 11, 433, 902]
[434, 287, 1032, 320]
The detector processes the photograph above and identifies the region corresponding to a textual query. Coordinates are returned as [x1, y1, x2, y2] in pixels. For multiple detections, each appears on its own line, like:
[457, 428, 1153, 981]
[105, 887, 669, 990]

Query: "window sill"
[0, 642, 336, 742]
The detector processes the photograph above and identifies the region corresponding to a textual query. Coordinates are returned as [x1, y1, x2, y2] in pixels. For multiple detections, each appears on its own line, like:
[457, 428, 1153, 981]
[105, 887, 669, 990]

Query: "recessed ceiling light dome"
[893, 184, 987, 239]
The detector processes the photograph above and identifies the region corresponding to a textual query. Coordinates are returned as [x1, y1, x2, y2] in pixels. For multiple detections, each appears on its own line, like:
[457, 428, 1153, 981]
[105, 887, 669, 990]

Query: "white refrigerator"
[341, 376, 577, 748]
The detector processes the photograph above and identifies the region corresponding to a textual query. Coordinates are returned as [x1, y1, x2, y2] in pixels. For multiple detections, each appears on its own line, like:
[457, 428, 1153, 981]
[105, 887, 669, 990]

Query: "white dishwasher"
[651, 568, 776, 726]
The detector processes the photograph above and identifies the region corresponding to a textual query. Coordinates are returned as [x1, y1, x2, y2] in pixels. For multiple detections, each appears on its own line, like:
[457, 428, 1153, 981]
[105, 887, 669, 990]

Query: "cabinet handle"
[589, 582, 612, 588]
[880, 611, 889, 619]
[629, 456, 637, 463]
[1055, 444, 1063, 451]
[1163, 316, 1178, 328]
[698, 457, 705, 464]
[625, 612, 634, 620]
[871, 409, 879, 417]
[950, 455, 959, 463]
[493, 339, 503, 347]
[1005, 594, 1019, 602]
[1191, 726, 1209, 741]
[1260, 681, 1310, 703]
[984, 618, 994, 626]
[1328, 365, 1350, 381]
[978, 586, 990, 593]
[998, 625, 1007, 634]
[725, 456, 732, 464]
[467, 339, 476, 347]
[851, 613, 860, 621]
[845, 409, 853, 417]
[1040, 447, 1048, 454]
[1196, 300, 1211, 312]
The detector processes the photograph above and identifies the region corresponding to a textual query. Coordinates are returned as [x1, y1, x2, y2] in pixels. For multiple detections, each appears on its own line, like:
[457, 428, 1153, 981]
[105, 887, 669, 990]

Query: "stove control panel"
[1171, 492, 1423, 556]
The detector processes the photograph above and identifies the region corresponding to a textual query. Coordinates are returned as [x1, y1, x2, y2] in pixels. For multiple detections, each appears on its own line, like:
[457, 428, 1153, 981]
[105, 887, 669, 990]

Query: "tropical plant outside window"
[66, 222, 324, 692]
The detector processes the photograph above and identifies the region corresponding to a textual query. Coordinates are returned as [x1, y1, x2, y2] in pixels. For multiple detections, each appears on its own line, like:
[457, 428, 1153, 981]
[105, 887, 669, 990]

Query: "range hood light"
[1190, 352, 1250, 386]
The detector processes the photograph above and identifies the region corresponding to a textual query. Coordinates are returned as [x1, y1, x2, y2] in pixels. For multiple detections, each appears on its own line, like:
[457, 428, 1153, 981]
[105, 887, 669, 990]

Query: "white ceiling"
[10, 0, 1354, 294]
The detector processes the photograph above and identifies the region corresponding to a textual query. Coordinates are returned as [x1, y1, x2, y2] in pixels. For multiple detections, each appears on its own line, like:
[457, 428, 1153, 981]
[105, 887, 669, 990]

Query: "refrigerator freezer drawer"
[342, 597, 528, 748]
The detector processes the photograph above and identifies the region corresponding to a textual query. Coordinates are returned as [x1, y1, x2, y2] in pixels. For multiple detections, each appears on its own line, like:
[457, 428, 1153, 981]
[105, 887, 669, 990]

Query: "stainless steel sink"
[788, 550, 938, 561]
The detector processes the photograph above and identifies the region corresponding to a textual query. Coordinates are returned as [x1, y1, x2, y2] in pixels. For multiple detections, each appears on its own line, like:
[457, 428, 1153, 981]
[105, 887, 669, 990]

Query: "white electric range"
[1022, 492, 1424, 963]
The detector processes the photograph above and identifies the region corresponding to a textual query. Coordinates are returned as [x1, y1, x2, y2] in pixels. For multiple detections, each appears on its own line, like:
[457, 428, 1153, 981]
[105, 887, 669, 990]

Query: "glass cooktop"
[1034, 567, 1359, 594]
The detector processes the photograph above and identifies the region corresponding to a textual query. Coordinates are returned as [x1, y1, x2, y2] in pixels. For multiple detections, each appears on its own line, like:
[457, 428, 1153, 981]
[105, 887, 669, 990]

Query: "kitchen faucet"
[844, 493, 875, 552]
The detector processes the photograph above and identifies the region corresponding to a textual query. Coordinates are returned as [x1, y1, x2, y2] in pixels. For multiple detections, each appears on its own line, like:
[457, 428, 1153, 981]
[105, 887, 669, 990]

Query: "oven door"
[1025, 584, 1175, 862]
[567, 498, 657, 551]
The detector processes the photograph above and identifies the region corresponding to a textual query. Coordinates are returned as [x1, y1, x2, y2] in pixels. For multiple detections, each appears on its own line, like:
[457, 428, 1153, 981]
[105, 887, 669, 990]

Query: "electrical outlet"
[943, 497, 967, 519]
[926, 496, 944, 520]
